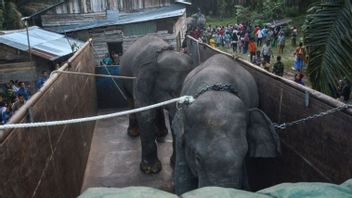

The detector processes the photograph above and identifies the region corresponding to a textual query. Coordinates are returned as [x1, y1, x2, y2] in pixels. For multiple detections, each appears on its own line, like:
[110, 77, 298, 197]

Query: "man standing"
[36, 70, 49, 89]
[261, 41, 273, 64]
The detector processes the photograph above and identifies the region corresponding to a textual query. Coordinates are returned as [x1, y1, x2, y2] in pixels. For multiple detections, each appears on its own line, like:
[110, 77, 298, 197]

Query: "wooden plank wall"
[48, 0, 172, 14]
[41, 12, 106, 27]
[0, 44, 28, 62]
[0, 41, 97, 198]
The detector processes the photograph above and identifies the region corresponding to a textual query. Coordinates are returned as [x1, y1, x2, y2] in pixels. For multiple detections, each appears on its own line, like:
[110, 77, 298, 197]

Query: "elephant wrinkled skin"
[172, 54, 281, 195]
[120, 36, 194, 174]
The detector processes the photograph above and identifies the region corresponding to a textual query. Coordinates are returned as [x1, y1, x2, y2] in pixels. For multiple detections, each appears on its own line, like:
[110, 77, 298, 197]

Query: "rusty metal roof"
[0, 26, 84, 61]
[45, 4, 186, 33]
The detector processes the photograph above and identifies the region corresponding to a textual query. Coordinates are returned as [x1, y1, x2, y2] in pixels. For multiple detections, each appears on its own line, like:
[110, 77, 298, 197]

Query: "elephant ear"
[247, 108, 281, 158]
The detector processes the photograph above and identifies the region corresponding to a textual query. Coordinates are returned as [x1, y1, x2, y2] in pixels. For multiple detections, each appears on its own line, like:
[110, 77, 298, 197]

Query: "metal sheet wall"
[0, 41, 97, 198]
[186, 36, 352, 190]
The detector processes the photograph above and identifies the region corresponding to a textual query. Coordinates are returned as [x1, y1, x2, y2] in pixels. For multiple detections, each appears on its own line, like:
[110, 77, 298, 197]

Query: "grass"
[206, 16, 237, 27]
[218, 38, 311, 87]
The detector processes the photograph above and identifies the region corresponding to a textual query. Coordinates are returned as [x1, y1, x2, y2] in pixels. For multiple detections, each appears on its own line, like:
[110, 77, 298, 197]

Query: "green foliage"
[0, 8, 4, 29]
[4, 2, 23, 29]
[263, 0, 285, 21]
[303, 0, 352, 95]
[234, 0, 285, 25]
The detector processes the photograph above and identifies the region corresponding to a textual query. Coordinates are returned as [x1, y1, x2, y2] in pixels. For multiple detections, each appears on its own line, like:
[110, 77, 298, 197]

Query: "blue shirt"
[36, 76, 48, 89]
[16, 88, 31, 100]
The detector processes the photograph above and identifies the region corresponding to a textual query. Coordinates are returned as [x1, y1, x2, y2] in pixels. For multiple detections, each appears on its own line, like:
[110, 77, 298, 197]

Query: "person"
[256, 27, 263, 47]
[272, 56, 284, 76]
[291, 26, 298, 47]
[294, 42, 305, 72]
[337, 79, 351, 102]
[261, 41, 272, 64]
[231, 31, 238, 53]
[112, 52, 120, 65]
[252, 51, 261, 66]
[249, 39, 257, 63]
[12, 94, 26, 113]
[0, 101, 5, 124]
[209, 35, 216, 48]
[16, 81, 31, 101]
[1, 102, 12, 124]
[36, 70, 49, 89]
[277, 32, 285, 54]
[101, 53, 113, 65]
[262, 59, 270, 71]
[294, 73, 304, 85]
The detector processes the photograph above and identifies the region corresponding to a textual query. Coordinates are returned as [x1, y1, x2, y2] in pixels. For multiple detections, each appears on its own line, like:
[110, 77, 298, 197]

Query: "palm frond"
[303, 0, 352, 95]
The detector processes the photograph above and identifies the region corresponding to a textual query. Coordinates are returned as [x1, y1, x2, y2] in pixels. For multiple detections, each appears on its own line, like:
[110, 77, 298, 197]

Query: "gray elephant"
[186, 12, 206, 31]
[172, 54, 281, 195]
[120, 36, 194, 174]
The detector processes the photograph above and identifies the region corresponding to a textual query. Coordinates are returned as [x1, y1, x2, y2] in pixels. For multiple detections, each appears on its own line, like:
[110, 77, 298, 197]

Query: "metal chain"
[273, 104, 352, 130]
[193, 83, 238, 99]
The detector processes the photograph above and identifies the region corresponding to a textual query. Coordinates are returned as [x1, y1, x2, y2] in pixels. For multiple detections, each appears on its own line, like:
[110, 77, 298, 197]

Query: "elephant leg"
[155, 108, 168, 142]
[137, 110, 162, 174]
[127, 99, 139, 137]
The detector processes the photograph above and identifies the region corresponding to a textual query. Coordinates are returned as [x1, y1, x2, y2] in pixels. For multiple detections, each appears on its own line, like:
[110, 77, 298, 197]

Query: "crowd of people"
[189, 23, 305, 81]
[0, 71, 49, 125]
[188, 22, 351, 102]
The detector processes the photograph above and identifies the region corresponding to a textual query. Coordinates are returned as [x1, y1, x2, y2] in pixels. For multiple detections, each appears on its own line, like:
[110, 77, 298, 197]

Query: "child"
[252, 50, 261, 66]
[294, 73, 304, 85]
[262, 59, 271, 71]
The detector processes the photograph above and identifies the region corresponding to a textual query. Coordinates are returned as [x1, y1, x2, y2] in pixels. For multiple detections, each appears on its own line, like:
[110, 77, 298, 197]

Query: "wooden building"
[0, 27, 83, 86]
[35, 0, 190, 61]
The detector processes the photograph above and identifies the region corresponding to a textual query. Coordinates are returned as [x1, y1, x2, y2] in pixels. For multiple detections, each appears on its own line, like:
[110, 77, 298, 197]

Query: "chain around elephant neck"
[177, 83, 237, 108]
[194, 83, 238, 99]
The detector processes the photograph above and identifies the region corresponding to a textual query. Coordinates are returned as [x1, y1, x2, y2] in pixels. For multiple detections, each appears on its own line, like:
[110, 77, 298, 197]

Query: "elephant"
[186, 12, 206, 31]
[119, 36, 194, 174]
[172, 54, 281, 195]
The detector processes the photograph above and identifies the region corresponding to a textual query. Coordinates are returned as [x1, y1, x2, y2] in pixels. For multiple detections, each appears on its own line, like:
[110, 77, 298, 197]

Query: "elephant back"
[182, 54, 258, 108]
[120, 36, 173, 76]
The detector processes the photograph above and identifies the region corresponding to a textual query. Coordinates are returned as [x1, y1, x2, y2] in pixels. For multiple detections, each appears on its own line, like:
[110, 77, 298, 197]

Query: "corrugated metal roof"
[46, 4, 186, 33]
[0, 26, 84, 61]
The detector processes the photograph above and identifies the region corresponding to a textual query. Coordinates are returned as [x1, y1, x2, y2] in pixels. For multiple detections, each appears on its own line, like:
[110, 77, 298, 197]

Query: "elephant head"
[173, 91, 281, 195]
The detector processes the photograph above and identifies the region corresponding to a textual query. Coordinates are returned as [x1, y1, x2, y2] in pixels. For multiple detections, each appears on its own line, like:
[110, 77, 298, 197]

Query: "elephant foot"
[140, 159, 162, 174]
[127, 127, 140, 137]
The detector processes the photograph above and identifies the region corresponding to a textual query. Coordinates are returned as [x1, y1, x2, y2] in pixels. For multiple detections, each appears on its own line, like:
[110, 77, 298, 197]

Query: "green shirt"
[273, 61, 284, 76]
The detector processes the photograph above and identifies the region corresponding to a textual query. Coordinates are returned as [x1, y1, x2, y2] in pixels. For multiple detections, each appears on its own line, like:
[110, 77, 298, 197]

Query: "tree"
[303, 0, 352, 95]
[3, 2, 23, 29]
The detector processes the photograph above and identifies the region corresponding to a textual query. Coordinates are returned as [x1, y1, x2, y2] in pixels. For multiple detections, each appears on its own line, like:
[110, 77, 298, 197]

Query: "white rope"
[0, 96, 195, 130]
[50, 70, 136, 79]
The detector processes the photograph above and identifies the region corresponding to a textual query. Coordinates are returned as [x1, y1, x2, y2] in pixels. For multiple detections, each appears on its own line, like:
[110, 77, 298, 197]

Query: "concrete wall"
[186, 36, 352, 189]
[0, 41, 97, 198]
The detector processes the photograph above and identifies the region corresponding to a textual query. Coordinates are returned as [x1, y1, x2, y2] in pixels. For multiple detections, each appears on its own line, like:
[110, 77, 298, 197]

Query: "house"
[33, 0, 191, 61]
[0, 26, 84, 85]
